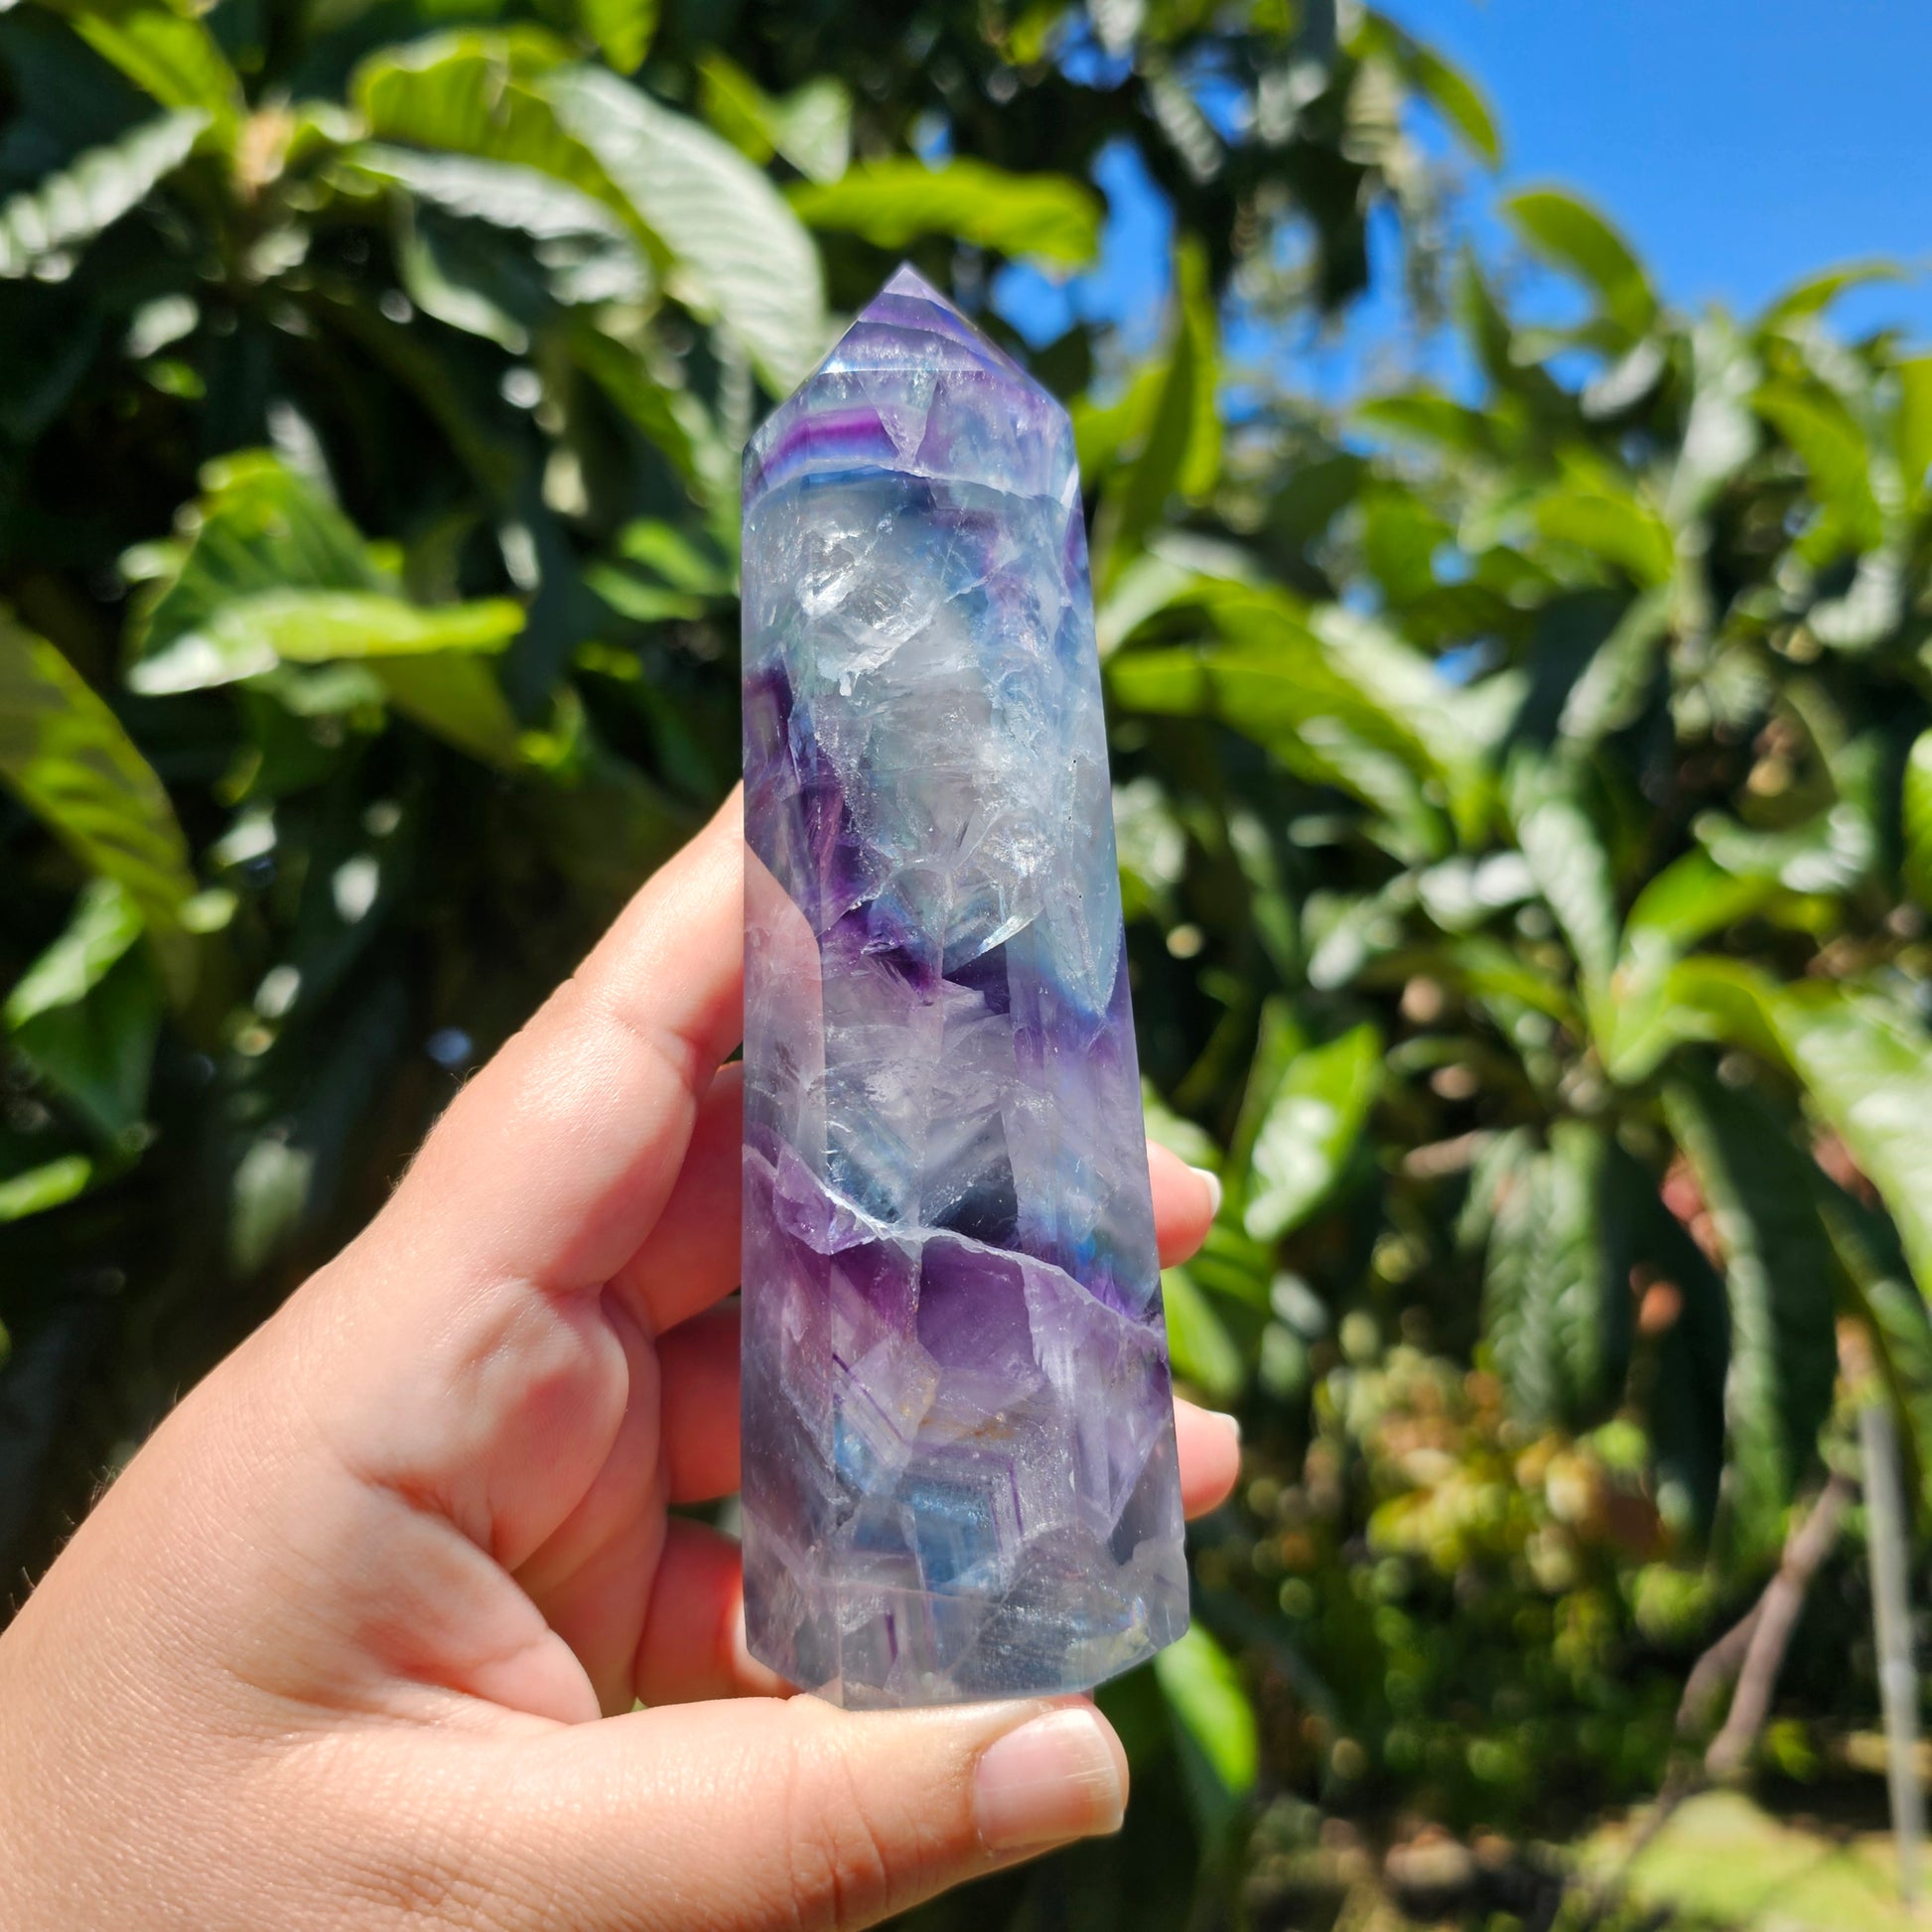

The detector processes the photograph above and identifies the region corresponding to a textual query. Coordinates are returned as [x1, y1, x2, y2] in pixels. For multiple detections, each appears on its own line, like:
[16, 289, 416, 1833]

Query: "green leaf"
[1532, 476, 1675, 588]
[128, 590, 524, 694]
[1477, 1143, 1547, 1409]
[1760, 259, 1905, 329]
[1240, 1020, 1380, 1243]
[764, 78, 851, 189]
[1755, 377, 1884, 557]
[122, 452, 525, 755]
[1556, 583, 1671, 747]
[1481, 1124, 1638, 1430]
[1354, 12, 1501, 166]
[1355, 389, 1498, 458]
[49, 0, 241, 146]
[4, 878, 161, 1141]
[363, 656, 524, 769]
[1772, 987, 1932, 1299]
[0, 612, 197, 973]
[1109, 582, 1483, 840]
[584, 568, 708, 624]
[1817, 1182, 1932, 1513]
[1406, 40, 1500, 167]
[1360, 480, 1449, 605]
[617, 519, 733, 595]
[566, 316, 731, 505]
[788, 156, 1100, 264]
[228, 1133, 316, 1277]
[1643, 1181, 1733, 1541]
[1617, 849, 1778, 979]
[1664, 1070, 1839, 1556]
[1694, 799, 1875, 897]
[1161, 1265, 1244, 1402]
[1096, 236, 1217, 577]
[542, 66, 827, 393]
[1896, 356, 1932, 504]
[1154, 1623, 1259, 1838]
[697, 53, 850, 184]
[394, 207, 539, 351]
[1503, 188, 1656, 343]
[1903, 729, 1932, 909]
[1509, 756, 1618, 990]
[4, 878, 142, 1033]
[0, 1153, 93, 1223]
[354, 31, 594, 194]
[0, 107, 206, 279]
[345, 145, 650, 310]
[578, 0, 655, 72]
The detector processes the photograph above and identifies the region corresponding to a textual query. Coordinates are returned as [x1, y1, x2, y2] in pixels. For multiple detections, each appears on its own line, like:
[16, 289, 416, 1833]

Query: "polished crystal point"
[739, 265, 1187, 1709]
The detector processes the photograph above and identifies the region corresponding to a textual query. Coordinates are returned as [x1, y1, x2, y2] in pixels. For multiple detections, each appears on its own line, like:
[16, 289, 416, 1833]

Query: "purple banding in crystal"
[741, 266, 1187, 1708]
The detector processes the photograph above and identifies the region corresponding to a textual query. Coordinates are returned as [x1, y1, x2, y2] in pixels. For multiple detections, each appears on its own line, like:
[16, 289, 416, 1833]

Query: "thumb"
[481, 1693, 1128, 1929]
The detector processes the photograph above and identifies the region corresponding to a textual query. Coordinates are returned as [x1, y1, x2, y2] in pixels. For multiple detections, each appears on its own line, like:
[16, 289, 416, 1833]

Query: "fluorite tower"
[740, 265, 1187, 1709]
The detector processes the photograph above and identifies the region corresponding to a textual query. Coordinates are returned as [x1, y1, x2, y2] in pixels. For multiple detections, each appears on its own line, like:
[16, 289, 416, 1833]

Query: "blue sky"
[996, 1, 1932, 383]
[1388, 0, 1932, 343]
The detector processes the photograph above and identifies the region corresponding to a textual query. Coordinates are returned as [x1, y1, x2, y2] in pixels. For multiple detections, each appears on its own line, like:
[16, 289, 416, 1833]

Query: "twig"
[1573, 1472, 1856, 1925]
[1704, 1472, 1855, 1779]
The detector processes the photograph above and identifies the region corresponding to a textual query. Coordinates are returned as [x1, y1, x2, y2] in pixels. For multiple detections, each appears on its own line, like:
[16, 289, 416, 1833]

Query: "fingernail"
[1188, 1165, 1223, 1220]
[1211, 1408, 1242, 1447]
[974, 1706, 1128, 1852]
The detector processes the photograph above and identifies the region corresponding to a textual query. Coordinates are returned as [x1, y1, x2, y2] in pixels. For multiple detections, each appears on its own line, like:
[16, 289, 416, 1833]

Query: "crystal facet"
[740, 266, 1187, 1709]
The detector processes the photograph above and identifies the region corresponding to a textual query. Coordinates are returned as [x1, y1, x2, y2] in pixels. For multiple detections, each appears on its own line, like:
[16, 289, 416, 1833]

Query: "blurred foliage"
[3, 1, 1931, 1927]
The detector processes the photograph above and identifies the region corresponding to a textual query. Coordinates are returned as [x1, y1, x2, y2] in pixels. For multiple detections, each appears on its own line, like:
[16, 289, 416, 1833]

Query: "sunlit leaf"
[1760, 259, 1905, 329]
[566, 316, 732, 505]
[1772, 987, 1932, 1299]
[47, 0, 241, 146]
[1240, 1020, 1380, 1243]
[697, 53, 850, 185]
[128, 590, 523, 694]
[1895, 356, 1932, 504]
[1503, 188, 1655, 342]
[0, 613, 196, 982]
[1509, 756, 1617, 989]
[578, 0, 655, 72]
[1904, 729, 1932, 910]
[543, 66, 827, 393]
[345, 145, 651, 310]
[789, 156, 1100, 264]
[584, 568, 708, 624]
[123, 452, 525, 756]
[1618, 848, 1776, 969]
[1399, 38, 1500, 168]
[0, 107, 205, 279]
[1666, 314, 1759, 526]
[1481, 1124, 1639, 1430]
[364, 655, 523, 769]
[1097, 236, 1217, 576]
[1664, 1070, 1839, 1557]
[352, 32, 628, 236]
[0, 1154, 93, 1223]
[1532, 476, 1675, 588]
[1161, 1265, 1244, 1402]
[1556, 583, 1670, 746]
[1756, 377, 1884, 557]
[1155, 1623, 1259, 1838]
[4, 878, 161, 1142]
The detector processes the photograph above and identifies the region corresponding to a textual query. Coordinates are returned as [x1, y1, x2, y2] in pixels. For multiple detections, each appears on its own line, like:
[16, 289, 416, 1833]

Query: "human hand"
[0, 792, 1239, 1931]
